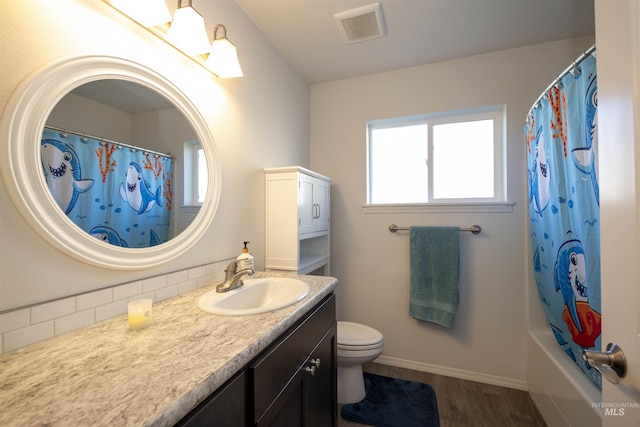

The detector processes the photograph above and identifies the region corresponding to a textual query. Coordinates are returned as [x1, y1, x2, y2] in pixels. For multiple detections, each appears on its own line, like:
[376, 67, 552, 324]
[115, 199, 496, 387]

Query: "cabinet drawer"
[250, 294, 335, 419]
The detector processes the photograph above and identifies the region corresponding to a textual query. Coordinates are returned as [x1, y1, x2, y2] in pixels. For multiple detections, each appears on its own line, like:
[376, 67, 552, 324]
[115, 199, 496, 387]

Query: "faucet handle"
[226, 259, 238, 271]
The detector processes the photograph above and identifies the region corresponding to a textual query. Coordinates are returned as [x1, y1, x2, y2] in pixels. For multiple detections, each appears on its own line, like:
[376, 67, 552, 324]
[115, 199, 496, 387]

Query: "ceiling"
[72, 80, 175, 114]
[234, 0, 596, 84]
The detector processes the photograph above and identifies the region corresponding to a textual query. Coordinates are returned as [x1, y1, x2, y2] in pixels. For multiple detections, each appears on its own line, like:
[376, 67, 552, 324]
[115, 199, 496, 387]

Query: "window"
[196, 146, 208, 203]
[183, 140, 208, 205]
[366, 106, 506, 208]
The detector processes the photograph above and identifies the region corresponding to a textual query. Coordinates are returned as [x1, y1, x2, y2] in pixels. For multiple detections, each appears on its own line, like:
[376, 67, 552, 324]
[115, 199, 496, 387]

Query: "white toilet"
[337, 321, 384, 404]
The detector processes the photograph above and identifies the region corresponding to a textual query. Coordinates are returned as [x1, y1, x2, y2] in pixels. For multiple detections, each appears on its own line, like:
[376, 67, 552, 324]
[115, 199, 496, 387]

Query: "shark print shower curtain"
[525, 52, 601, 389]
[41, 128, 173, 248]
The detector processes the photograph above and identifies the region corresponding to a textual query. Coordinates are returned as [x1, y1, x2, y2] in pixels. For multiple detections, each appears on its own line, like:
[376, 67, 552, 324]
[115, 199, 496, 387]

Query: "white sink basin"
[198, 277, 310, 316]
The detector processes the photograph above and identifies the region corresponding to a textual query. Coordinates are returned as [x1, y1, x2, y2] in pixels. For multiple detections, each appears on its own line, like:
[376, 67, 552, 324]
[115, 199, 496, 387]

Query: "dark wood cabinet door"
[304, 328, 336, 427]
[176, 371, 246, 427]
[255, 327, 336, 427]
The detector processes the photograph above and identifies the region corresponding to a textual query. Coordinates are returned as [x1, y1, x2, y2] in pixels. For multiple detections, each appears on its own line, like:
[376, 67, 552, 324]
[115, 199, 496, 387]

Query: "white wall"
[48, 93, 135, 145]
[0, 0, 310, 311]
[310, 36, 595, 387]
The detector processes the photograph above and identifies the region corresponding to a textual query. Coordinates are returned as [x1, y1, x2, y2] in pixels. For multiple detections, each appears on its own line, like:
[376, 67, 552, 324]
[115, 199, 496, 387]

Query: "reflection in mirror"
[0, 55, 221, 269]
[44, 80, 202, 248]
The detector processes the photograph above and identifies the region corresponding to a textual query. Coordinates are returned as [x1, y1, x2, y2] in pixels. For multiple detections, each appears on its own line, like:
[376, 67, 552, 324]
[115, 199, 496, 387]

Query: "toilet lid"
[337, 321, 383, 346]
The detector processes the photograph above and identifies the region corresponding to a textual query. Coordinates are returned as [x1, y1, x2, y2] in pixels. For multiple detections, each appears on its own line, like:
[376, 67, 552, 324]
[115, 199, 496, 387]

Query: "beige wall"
[0, 0, 310, 310]
[310, 36, 595, 387]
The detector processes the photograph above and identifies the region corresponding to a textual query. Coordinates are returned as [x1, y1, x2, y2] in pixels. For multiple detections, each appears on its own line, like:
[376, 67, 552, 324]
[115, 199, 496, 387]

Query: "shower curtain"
[41, 128, 173, 248]
[524, 51, 601, 388]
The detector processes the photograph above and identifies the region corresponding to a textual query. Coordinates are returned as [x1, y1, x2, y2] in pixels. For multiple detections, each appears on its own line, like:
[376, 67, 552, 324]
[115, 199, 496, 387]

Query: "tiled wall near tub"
[0, 260, 231, 355]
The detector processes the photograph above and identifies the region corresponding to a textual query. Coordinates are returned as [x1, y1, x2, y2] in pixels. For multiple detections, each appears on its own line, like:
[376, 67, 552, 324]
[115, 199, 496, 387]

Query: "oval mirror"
[0, 55, 221, 269]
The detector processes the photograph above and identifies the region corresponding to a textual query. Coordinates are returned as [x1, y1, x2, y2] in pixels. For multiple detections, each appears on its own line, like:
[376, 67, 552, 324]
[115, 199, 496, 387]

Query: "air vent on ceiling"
[334, 3, 386, 43]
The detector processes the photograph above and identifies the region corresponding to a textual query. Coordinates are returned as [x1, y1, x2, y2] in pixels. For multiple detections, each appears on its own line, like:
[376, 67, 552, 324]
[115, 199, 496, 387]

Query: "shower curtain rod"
[525, 44, 596, 121]
[44, 125, 173, 159]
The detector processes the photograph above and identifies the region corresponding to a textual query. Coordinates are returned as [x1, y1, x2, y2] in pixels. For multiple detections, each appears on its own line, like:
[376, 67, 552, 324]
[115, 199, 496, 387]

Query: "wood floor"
[337, 363, 547, 427]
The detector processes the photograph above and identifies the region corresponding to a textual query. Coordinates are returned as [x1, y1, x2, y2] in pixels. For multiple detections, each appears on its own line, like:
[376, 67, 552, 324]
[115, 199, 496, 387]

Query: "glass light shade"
[110, 0, 172, 27]
[206, 38, 244, 78]
[165, 6, 211, 56]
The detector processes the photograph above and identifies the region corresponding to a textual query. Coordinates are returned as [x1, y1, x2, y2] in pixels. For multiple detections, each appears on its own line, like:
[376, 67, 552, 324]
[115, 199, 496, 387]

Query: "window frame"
[183, 140, 206, 207]
[365, 105, 511, 213]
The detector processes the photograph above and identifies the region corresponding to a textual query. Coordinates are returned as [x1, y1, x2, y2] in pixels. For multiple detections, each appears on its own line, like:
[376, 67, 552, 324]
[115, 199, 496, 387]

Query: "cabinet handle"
[303, 357, 321, 376]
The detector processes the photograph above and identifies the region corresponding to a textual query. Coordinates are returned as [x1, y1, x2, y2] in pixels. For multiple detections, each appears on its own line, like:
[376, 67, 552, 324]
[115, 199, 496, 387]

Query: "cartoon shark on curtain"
[529, 127, 550, 216]
[41, 139, 94, 214]
[119, 162, 164, 214]
[571, 73, 599, 205]
[554, 239, 601, 348]
[90, 225, 129, 247]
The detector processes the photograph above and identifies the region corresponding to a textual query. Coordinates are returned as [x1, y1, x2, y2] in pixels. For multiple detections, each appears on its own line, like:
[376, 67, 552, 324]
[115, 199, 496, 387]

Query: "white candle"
[128, 299, 152, 330]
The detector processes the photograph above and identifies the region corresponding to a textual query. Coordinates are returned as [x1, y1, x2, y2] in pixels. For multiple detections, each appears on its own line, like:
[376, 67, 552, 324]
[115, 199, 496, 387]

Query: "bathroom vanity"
[250, 294, 335, 426]
[179, 293, 336, 426]
[0, 273, 337, 426]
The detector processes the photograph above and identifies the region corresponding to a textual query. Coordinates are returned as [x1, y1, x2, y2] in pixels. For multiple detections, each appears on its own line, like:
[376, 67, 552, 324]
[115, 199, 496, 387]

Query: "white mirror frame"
[0, 55, 221, 269]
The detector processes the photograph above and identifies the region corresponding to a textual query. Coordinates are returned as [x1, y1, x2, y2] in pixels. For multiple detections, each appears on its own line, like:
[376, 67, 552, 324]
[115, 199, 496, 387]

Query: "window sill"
[180, 205, 202, 213]
[362, 202, 514, 214]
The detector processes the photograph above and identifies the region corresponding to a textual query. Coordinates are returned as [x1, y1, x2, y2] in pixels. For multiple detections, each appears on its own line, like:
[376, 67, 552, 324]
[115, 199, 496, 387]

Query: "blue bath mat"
[341, 373, 439, 427]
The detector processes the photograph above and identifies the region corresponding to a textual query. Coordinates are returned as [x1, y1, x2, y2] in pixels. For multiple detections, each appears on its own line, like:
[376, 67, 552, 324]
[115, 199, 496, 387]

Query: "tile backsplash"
[0, 260, 231, 355]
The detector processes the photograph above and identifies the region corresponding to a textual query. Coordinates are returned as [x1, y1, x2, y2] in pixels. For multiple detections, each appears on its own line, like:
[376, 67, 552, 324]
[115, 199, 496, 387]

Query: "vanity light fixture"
[165, 0, 211, 56]
[102, 0, 244, 78]
[205, 25, 243, 78]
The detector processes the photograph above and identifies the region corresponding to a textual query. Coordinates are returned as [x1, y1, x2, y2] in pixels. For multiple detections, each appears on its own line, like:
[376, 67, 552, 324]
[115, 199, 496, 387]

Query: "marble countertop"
[0, 272, 338, 426]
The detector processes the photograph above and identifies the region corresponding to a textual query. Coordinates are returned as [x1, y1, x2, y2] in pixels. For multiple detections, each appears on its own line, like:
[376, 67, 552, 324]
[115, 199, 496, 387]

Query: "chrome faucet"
[216, 260, 255, 293]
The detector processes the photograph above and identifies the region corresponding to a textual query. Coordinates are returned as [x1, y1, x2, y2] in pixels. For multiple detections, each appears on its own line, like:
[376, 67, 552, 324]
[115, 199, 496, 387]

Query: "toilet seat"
[337, 321, 383, 350]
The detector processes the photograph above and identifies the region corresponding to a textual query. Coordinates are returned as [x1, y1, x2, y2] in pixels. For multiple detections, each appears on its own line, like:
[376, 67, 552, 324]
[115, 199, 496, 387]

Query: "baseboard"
[373, 355, 528, 391]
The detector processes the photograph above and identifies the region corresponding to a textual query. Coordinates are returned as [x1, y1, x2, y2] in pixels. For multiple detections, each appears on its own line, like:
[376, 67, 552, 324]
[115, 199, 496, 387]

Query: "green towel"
[409, 226, 459, 327]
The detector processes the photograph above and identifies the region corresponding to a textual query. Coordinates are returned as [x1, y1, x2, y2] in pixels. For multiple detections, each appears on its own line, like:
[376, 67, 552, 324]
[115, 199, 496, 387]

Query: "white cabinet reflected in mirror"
[0, 55, 221, 269]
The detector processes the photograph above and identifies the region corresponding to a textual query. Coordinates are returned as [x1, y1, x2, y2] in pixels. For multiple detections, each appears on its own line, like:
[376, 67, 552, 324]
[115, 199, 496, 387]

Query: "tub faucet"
[216, 260, 255, 293]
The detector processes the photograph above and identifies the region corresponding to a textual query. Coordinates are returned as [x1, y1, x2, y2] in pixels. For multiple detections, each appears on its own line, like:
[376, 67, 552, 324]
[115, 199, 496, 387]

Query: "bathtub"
[528, 330, 602, 426]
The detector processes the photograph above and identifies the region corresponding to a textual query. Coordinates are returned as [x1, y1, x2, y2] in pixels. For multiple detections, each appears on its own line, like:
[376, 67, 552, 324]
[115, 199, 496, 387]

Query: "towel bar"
[388, 224, 482, 234]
